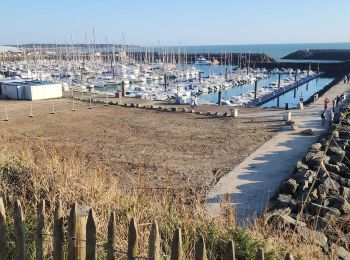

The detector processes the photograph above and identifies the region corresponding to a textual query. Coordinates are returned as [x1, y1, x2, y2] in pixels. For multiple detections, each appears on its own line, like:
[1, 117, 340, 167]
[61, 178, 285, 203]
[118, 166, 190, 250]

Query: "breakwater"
[267, 103, 350, 258]
[283, 49, 350, 61]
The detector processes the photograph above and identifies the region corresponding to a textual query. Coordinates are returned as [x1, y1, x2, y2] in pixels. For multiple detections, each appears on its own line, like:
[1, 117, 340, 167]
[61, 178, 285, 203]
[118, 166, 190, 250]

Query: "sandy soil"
[0, 98, 283, 196]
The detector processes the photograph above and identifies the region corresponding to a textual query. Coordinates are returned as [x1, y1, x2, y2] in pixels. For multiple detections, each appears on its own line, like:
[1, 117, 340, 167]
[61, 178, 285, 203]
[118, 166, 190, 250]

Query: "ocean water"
[157, 42, 350, 61]
[200, 75, 335, 108]
[262, 77, 334, 108]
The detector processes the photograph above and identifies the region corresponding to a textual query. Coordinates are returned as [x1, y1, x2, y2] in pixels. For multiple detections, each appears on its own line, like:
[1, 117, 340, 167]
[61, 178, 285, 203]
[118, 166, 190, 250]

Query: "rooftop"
[0, 79, 57, 86]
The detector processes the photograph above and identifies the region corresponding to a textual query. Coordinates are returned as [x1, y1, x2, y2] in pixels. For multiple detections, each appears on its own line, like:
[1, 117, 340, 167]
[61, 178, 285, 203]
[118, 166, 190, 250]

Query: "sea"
[154, 42, 350, 62]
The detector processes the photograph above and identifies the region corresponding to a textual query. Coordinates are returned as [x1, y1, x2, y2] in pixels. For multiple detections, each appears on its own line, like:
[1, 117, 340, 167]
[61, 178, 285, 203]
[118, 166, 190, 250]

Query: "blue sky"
[1, 0, 349, 45]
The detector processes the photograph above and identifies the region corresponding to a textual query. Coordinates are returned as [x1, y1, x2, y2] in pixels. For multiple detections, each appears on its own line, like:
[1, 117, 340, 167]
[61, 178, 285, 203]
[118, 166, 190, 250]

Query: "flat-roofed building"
[0, 80, 62, 100]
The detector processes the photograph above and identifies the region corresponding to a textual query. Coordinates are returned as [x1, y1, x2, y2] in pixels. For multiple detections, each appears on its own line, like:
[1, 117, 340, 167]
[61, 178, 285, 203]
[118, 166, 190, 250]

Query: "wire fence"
[0, 93, 112, 122]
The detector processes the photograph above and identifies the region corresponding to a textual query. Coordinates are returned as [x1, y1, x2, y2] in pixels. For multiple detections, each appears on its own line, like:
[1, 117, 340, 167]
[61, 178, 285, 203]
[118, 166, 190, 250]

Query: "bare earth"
[0, 98, 282, 196]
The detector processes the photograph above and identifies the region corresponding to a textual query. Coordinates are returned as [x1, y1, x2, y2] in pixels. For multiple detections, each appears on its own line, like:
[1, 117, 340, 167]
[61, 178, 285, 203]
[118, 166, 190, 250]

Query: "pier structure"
[248, 72, 323, 107]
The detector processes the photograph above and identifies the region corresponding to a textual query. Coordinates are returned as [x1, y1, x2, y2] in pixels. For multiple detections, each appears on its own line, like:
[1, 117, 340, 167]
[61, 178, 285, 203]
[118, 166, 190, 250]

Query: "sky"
[1, 0, 349, 46]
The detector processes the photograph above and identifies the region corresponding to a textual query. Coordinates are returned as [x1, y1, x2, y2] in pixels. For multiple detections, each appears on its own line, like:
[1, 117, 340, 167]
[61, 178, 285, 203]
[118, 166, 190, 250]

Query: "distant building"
[0, 80, 62, 100]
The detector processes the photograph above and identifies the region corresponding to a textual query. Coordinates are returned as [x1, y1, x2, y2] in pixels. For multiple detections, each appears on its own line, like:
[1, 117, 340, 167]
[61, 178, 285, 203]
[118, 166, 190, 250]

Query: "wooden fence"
[0, 198, 294, 260]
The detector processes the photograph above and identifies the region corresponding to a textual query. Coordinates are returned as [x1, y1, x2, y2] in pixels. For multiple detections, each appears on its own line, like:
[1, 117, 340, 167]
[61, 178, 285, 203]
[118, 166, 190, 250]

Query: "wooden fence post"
[223, 240, 236, 260]
[284, 252, 294, 260]
[67, 203, 87, 260]
[14, 200, 25, 260]
[53, 199, 64, 260]
[195, 235, 207, 260]
[0, 198, 6, 260]
[148, 220, 161, 260]
[107, 212, 116, 260]
[127, 218, 138, 260]
[171, 228, 183, 260]
[86, 209, 97, 260]
[68, 203, 78, 260]
[36, 200, 45, 260]
[255, 248, 264, 260]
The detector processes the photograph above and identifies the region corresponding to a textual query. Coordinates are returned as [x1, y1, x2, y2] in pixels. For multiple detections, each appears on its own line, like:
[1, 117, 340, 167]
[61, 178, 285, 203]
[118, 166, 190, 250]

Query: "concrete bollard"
[229, 109, 238, 117]
[283, 111, 292, 121]
[297, 103, 304, 110]
[29, 105, 34, 117]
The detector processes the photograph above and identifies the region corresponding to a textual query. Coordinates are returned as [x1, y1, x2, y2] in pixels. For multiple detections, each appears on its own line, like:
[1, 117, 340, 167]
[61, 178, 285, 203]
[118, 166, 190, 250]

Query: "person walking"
[336, 95, 341, 108]
[324, 97, 330, 111]
[321, 112, 326, 127]
[329, 111, 334, 126]
[193, 96, 198, 108]
[344, 75, 347, 84]
[190, 97, 195, 108]
[341, 93, 345, 102]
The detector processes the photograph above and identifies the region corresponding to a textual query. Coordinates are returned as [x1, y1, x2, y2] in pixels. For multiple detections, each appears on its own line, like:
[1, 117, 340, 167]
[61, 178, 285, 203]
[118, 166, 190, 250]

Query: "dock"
[248, 72, 324, 106]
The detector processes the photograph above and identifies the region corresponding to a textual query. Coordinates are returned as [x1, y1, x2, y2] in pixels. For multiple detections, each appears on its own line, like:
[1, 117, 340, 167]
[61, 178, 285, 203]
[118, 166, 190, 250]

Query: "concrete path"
[207, 82, 350, 225]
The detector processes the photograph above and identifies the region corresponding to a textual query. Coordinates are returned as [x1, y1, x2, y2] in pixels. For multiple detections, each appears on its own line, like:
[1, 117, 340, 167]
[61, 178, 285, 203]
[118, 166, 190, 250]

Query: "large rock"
[295, 160, 309, 172]
[296, 226, 329, 252]
[328, 145, 346, 164]
[307, 203, 341, 218]
[280, 179, 298, 195]
[340, 186, 350, 201]
[295, 189, 318, 207]
[318, 177, 340, 196]
[328, 172, 350, 188]
[304, 151, 325, 170]
[266, 211, 306, 230]
[273, 194, 298, 210]
[332, 246, 350, 260]
[336, 139, 349, 150]
[293, 170, 316, 184]
[308, 215, 336, 231]
[300, 128, 314, 136]
[310, 143, 323, 151]
[325, 163, 340, 174]
[326, 197, 350, 214]
[336, 162, 350, 178]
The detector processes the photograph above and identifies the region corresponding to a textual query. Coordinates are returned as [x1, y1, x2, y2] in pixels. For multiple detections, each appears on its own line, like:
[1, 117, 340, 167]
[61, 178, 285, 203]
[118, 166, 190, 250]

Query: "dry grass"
[0, 141, 331, 259]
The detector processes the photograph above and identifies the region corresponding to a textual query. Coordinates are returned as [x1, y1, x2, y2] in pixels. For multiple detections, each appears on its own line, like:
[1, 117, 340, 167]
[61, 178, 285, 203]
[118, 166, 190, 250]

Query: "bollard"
[89, 97, 92, 109]
[283, 111, 292, 121]
[29, 104, 33, 117]
[72, 97, 76, 111]
[50, 104, 56, 114]
[233, 109, 238, 118]
[4, 106, 8, 121]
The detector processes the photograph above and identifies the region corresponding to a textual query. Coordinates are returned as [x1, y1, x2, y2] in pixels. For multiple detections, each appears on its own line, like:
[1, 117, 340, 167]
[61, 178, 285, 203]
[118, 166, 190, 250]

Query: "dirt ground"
[0, 98, 283, 196]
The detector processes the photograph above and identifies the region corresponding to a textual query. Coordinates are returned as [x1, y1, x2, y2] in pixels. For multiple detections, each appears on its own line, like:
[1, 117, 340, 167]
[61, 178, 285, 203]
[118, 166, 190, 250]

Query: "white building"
[0, 80, 62, 100]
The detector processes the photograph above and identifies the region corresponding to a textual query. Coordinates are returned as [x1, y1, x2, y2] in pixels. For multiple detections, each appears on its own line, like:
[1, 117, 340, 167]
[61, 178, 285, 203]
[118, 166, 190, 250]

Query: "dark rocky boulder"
[326, 197, 350, 214]
[273, 194, 298, 210]
[318, 177, 340, 196]
[307, 203, 341, 218]
[296, 226, 329, 252]
[280, 179, 298, 196]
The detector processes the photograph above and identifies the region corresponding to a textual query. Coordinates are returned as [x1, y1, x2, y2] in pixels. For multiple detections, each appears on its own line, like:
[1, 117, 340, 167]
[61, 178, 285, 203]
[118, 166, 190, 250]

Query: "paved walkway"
[206, 82, 350, 225]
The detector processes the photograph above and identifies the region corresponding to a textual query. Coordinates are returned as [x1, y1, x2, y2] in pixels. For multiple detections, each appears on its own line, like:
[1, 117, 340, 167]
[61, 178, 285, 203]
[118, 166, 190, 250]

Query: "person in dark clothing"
[336, 95, 341, 107]
[321, 112, 326, 127]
